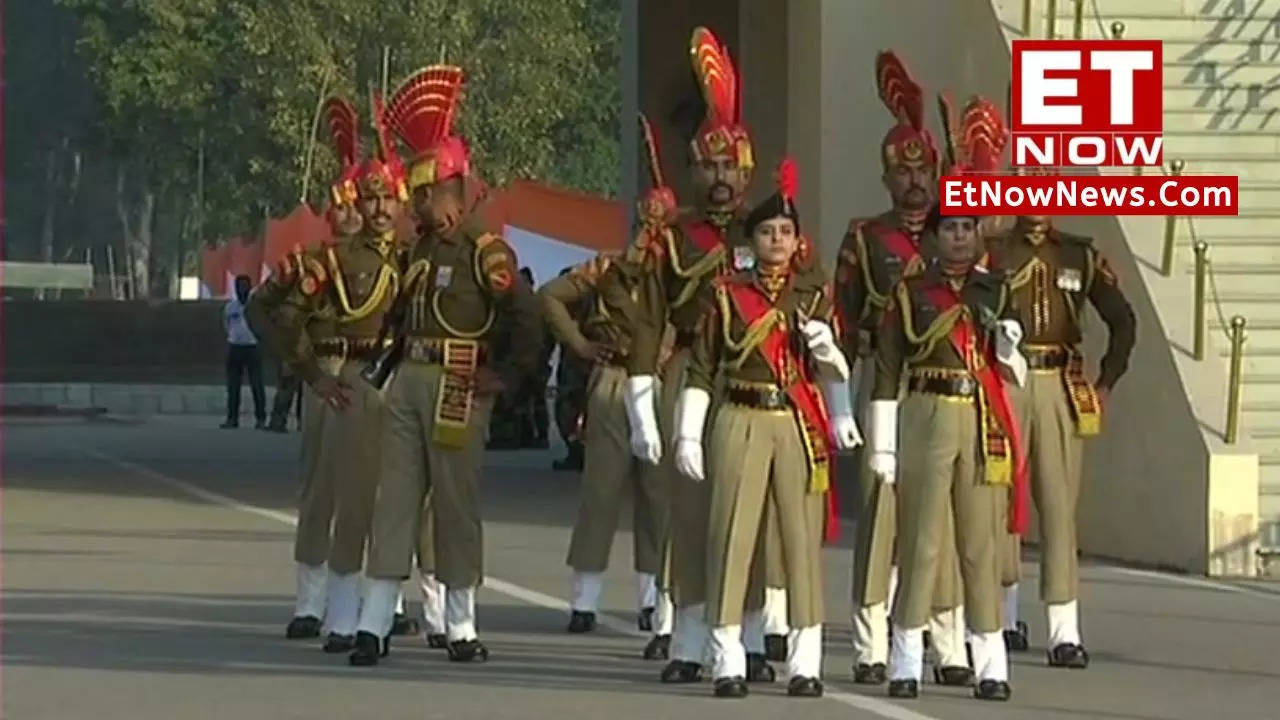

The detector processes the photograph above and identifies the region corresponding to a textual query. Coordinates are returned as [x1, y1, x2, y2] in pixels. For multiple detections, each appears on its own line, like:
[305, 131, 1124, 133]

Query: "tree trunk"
[36, 147, 59, 300]
[115, 166, 135, 299]
[131, 188, 156, 298]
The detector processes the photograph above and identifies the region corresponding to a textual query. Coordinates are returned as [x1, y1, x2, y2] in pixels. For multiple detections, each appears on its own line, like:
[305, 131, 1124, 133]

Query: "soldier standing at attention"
[349, 65, 542, 666]
[986, 204, 1136, 669]
[539, 253, 672, 657]
[246, 95, 407, 652]
[833, 51, 970, 686]
[603, 27, 781, 684]
[672, 159, 862, 699]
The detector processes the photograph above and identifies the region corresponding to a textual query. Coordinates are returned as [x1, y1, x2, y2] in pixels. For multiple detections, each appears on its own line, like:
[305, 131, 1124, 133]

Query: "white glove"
[624, 375, 663, 465]
[673, 387, 711, 481]
[823, 379, 863, 450]
[869, 399, 898, 485]
[802, 320, 850, 381]
[995, 319, 1028, 388]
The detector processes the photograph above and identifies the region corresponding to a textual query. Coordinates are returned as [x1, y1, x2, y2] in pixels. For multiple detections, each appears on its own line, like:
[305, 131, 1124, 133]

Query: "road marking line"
[1106, 566, 1280, 603]
[86, 446, 945, 720]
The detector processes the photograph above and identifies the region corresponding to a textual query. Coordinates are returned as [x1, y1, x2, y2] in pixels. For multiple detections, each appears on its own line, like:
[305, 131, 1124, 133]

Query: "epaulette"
[299, 253, 328, 296]
[474, 232, 516, 292]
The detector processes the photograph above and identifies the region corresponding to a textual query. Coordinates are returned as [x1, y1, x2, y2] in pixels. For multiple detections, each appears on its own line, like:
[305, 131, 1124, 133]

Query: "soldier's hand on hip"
[314, 374, 353, 412]
[470, 367, 507, 397]
[574, 339, 614, 364]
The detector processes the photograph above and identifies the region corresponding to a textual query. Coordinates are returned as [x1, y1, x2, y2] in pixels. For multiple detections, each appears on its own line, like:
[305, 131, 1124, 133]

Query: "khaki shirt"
[834, 210, 934, 360]
[538, 253, 630, 360]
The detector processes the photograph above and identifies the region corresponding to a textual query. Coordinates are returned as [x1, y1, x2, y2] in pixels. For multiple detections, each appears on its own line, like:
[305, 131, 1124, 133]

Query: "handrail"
[1161, 159, 1186, 276]
[1047, 0, 1058, 38]
[1023, 0, 1034, 36]
[1193, 240, 1208, 360]
[1227, 316, 1247, 444]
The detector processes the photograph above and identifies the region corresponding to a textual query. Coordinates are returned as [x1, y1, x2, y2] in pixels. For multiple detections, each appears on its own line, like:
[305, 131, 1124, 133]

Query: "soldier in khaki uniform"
[986, 213, 1135, 669]
[672, 161, 862, 698]
[871, 205, 1025, 702]
[246, 95, 406, 653]
[603, 27, 784, 685]
[350, 65, 542, 666]
[833, 51, 968, 685]
[540, 255, 673, 656]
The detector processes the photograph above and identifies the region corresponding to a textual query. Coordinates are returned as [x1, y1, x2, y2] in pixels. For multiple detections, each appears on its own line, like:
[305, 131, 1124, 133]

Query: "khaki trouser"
[706, 405, 826, 629]
[893, 393, 1003, 633]
[293, 358, 385, 575]
[566, 364, 668, 574]
[851, 361, 963, 610]
[366, 361, 494, 587]
[1008, 370, 1084, 604]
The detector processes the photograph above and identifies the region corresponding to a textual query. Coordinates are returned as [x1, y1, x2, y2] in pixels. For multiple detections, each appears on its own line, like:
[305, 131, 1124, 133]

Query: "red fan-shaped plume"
[960, 96, 1008, 172]
[876, 51, 924, 131]
[324, 97, 360, 169]
[690, 27, 739, 125]
[775, 156, 798, 203]
[369, 89, 406, 180]
[385, 65, 466, 155]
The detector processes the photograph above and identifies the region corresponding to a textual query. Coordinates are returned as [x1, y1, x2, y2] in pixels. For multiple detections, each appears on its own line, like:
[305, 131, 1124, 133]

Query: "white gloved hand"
[995, 319, 1028, 388]
[673, 387, 711, 481]
[869, 399, 899, 485]
[802, 320, 851, 381]
[822, 379, 863, 450]
[623, 375, 663, 464]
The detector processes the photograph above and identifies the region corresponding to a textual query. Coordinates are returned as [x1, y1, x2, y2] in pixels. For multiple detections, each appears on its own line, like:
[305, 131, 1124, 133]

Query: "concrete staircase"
[1042, 0, 1280, 554]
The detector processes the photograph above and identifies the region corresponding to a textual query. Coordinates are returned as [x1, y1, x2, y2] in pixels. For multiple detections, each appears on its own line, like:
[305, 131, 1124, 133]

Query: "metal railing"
[1161, 159, 1186, 276]
[1025, 0, 1091, 39]
[1227, 316, 1248, 444]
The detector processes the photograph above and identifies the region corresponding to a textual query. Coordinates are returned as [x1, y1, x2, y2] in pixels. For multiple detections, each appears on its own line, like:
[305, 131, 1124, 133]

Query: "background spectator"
[222, 274, 267, 429]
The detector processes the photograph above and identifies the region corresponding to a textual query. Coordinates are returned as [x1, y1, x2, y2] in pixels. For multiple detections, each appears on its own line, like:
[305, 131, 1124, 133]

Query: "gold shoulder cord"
[404, 258, 432, 331]
[667, 230, 728, 309]
[427, 239, 497, 339]
[715, 284, 784, 371]
[896, 281, 964, 364]
[327, 246, 400, 324]
[854, 225, 887, 317]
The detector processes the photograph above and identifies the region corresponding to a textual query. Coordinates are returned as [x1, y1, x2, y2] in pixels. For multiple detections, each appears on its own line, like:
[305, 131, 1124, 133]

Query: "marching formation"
[247, 26, 1135, 704]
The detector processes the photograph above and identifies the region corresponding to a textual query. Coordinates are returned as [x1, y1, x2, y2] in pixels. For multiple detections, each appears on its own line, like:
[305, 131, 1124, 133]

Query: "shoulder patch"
[475, 232, 500, 250]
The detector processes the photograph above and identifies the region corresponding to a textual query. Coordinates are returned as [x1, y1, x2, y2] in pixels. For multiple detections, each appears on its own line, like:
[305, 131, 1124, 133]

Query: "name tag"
[435, 265, 454, 288]
[1056, 268, 1082, 292]
[733, 245, 756, 271]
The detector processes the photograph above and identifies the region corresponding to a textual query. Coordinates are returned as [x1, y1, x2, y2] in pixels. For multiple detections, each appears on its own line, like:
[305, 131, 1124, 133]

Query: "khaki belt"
[406, 336, 490, 366]
[907, 370, 977, 399]
[314, 336, 392, 361]
[725, 381, 790, 410]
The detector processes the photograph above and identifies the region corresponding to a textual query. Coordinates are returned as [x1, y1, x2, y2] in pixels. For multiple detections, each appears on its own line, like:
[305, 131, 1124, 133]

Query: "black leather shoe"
[974, 679, 1012, 701]
[660, 660, 702, 683]
[713, 676, 749, 698]
[348, 631, 389, 666]
[934, 665, 974, 686]
[642, 634, 670, 660]
[787, 676, 823, 697]
[391, 614, 421, 637]
[426, 633, 448, 649]
[285, 615, 322, 639]
[765, 633, 788, 662]
[854, 662, 887, 685]
[1004, 621, 1030, 652]
[746, 652, 776, 683]
[447, 639, 490, 663]
[1047, 643, 1089, 669]
[888, 679, 919, 698]
[322, 633, 355, 653]
[567, 610, 597, 633]
[638, 606, 655, 632]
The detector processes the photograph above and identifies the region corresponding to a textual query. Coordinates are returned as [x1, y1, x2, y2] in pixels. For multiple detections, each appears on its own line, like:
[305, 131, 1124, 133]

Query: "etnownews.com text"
[939, 175, 1239, 216]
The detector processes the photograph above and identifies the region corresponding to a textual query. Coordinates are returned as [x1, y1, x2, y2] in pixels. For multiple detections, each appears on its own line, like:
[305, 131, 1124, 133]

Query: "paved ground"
[4, 415, 1279, 720]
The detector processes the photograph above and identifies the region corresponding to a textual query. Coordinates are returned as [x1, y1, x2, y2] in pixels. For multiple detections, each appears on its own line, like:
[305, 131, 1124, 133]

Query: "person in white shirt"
[223, 274, 267, 429]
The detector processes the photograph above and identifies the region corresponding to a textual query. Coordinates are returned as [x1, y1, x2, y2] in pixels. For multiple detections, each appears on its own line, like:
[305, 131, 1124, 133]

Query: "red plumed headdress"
[688, 27, 753, 169]
[325, 96, 362, 206]
[349, 89, 409, 202]
[938, 93, 1008, 175]
[876, 51, 939, 172]
[385, 65, 469, 189]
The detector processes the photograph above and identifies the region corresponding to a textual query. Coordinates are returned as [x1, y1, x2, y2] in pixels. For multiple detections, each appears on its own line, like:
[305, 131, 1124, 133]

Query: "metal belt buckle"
[956, 376, 976, 396]
[407, 338, 429, 363]
[764, 388, 786, 407]
[337, 337, 349, 359]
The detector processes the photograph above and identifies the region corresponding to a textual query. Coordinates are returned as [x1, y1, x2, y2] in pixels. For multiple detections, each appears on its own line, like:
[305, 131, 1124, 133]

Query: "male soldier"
[604, 27, 781, 684]
[551, 266, 591, 471]
[246, 95, 406, 652]
[350, 65, 542, 666]
[539, 253, 671, 655]
[266, 364, 302, 432]
[986, 202, 1135, 669]
[833, 51, 970, 686]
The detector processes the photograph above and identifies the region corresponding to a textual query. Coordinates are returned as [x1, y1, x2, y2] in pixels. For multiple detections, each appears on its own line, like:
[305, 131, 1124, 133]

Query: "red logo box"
[1011, 40, 1163, 167]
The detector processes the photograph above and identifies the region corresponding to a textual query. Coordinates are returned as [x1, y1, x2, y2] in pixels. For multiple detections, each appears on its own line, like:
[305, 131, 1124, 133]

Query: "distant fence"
[1, 262, 94, 291]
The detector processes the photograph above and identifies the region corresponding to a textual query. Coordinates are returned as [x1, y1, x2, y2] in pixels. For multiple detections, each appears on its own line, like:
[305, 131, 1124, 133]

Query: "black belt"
[313, 337, 391, 361]
[907, 374, 977, 398]
[405, 337, 490, 365]
[725, 384, 790, 410]
[1026, 348, 1069, 369]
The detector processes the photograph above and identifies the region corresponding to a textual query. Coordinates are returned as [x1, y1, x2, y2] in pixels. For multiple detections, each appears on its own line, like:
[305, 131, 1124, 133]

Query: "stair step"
[1164, 132, 1280, 154]
[1162, 38, 1280, 65]
[1163, 85, 1280, 111]
[1059, 15, 1280, 41]
[1162, 108, 1280, 132]
[1188, 262, 1280, 274]
[1165, 61, 1280, 88]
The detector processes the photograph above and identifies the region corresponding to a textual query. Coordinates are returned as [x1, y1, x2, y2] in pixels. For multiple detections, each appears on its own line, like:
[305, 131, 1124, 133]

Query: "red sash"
[921, 282, 1030, 535]
[726, 280, 842, 542]
[685, 220, 726, 255]
[866, 220, 921, 267]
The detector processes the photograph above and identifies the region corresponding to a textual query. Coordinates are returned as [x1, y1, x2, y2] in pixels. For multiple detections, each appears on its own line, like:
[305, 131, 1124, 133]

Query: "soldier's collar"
[359, 231, 397, 256]
[1015, 217, 1052, 245]
[892, 207, 929, 240]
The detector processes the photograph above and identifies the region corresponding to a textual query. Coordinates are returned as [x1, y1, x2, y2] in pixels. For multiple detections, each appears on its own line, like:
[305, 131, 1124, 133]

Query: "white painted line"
[1105, 566, 1280, 603]
[86, 445, 945, 720]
